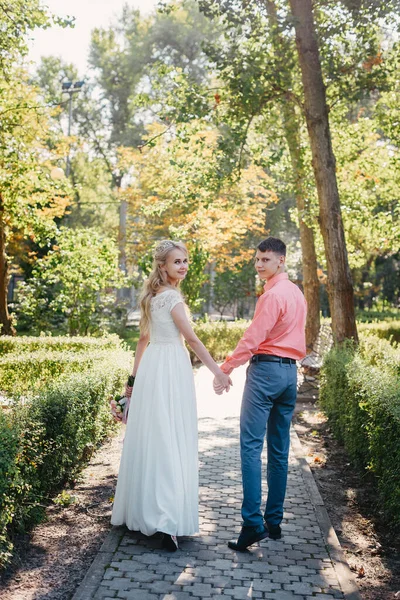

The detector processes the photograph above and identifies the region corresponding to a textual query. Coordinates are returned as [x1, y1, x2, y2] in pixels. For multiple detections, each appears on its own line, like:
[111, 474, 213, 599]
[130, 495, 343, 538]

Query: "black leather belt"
[250, 354, 296, 365]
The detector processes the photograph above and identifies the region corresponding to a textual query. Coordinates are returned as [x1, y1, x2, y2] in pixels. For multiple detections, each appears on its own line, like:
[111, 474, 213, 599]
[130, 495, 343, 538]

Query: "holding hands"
[213, 369, 233, 395]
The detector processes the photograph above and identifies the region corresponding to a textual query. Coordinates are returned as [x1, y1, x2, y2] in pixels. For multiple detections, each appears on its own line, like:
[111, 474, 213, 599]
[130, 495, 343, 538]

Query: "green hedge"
[319, 335, 400, 526]
[0, 333, 123, 355]
[0, 354, 131, 569]
[0, 349, 128, 395]
[357, 320, 400, 343]
[191, 318, 249, 362]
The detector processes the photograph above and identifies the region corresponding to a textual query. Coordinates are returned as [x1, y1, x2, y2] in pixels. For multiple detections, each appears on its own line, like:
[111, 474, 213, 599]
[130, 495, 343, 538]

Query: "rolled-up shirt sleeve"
[220, 294, 282, 373]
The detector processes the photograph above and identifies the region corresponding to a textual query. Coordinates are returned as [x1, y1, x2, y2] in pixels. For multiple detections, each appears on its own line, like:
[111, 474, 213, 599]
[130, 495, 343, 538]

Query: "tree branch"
[137, 123, 174, 151]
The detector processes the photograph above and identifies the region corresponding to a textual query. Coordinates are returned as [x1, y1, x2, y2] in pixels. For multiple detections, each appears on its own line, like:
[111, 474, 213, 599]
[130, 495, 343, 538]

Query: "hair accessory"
[155, 240, 175, 255]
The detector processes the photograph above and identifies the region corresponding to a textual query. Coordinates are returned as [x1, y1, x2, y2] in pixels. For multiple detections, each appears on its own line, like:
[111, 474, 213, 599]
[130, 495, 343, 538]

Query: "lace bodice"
[149, 289, 184, 345]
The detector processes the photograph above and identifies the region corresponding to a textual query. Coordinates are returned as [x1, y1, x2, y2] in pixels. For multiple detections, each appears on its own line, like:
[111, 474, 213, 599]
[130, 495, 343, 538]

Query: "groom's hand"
[213, 373, 232, 395]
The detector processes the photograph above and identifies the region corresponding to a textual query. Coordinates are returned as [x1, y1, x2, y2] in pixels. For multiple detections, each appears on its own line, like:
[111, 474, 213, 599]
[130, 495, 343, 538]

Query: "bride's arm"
[131, 331, 150, 376]
[171, 303, 232, 391]
[124, 331, 149, 398]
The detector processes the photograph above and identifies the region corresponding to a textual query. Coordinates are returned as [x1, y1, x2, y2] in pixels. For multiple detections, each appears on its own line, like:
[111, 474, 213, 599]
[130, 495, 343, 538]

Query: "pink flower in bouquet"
[110, 394, 128, 422]
[110, 376, 134, 423]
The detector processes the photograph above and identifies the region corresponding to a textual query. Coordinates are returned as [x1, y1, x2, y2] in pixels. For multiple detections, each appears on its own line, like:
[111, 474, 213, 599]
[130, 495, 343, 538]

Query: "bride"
[111, 239, 232, 551]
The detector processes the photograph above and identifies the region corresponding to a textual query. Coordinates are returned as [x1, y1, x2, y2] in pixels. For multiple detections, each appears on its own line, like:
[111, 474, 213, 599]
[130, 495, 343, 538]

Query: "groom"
[214, 236, 307, 551]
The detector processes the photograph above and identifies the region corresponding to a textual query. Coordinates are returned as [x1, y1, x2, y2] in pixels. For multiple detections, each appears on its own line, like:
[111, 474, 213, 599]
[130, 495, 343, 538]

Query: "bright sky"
[28, 0, 159, 75]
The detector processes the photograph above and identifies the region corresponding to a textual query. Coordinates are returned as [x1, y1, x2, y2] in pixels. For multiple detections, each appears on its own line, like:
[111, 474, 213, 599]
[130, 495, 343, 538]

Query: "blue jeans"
[240, 360, 297, 529]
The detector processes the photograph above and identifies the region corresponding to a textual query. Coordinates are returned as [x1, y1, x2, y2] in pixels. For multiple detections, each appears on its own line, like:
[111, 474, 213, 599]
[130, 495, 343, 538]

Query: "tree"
[0, 1, 71, 335]
[263, 0, 320, 350]
[191, 0, 397, 337]
[0, 0, 65, 77]
[16, 228, 125, 335]
[0, 71, 71, 335]
[117, 121, 276, 265]
[286, 0, 358, 343]
[211, 262, 256, 318]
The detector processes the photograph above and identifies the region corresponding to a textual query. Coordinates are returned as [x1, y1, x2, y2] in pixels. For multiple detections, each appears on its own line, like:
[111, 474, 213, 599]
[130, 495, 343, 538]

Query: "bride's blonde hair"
[139, 239, 188, 333]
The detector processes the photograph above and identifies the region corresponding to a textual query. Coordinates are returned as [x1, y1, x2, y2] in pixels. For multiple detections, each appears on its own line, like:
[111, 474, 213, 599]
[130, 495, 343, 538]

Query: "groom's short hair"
[257, 237, 286, 256]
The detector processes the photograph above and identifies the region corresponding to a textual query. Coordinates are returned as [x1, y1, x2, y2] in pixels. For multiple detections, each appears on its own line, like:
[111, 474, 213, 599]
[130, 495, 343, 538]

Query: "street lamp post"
[61, 80, 85, 177]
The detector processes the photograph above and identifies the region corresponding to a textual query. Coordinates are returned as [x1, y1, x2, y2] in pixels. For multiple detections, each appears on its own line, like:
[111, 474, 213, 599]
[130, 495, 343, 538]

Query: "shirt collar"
[263, 272, 288, 292]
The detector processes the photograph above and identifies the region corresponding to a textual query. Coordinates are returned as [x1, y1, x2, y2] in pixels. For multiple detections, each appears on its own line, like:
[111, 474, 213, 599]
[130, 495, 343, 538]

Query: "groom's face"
[255, 250, 285, 281]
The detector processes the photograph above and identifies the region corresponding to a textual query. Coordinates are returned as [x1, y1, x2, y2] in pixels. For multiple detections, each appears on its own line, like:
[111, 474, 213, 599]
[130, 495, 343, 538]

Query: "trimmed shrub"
[320, 335, 400, 526]
[0, 333, 123, 355]
[0, 349, 128, 395]
[0, 354, 131, 569]
[191, 318, 249, 363]
[358, 320, 400, 344]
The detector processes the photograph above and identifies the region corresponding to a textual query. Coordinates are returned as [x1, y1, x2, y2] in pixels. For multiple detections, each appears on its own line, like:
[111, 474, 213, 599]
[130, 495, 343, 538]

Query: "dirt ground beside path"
[293, 407, 400, 600]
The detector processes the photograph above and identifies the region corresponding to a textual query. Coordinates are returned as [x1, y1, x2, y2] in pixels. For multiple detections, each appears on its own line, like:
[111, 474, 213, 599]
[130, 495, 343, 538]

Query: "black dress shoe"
[265, 522, 282, 540]
[161, 533, 179, 551]
[228, 525, 269, 551]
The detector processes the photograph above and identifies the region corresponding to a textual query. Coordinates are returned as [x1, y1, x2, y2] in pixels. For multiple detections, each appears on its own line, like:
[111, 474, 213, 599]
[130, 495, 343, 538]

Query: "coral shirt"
[220, 273, 307, 374]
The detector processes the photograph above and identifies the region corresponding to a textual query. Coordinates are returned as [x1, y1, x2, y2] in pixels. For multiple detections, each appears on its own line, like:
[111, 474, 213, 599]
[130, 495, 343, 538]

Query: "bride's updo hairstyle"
[139, 239, 188, 333]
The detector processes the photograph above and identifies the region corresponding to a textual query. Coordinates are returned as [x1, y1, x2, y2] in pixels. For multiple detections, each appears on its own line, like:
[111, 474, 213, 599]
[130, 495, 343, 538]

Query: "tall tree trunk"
[265, 0, 320, 350]
[281, 102, 320, 350]
[0, 192, 16, 336]
[288, 0, 358, 343]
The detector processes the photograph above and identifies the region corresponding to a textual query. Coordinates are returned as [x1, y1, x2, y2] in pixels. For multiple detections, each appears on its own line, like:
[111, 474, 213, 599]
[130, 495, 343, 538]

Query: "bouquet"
[110, 375, 135, 423]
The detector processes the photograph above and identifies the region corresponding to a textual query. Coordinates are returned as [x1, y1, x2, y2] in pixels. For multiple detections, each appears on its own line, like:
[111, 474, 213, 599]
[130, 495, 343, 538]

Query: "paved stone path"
[73, 366, 361, 600]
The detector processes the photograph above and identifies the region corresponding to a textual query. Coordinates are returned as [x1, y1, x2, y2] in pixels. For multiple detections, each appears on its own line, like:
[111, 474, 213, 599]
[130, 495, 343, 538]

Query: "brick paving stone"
[182, 582, 215, 595]
[252, 580, 282, 592]
[203, 576, 232, 587]
[93, 590, 115, 599]
[270, 571, 300, 584]
[159, 594, 192, 600]
[105, 580, 133, 591]
[72, 366, 362, 600]
[145, 580, 176, 594]
[262, 594, 306, 600]
[285, 582, 321, 594]
[174, 572, 198, 585]
[117, 592, 158, 600]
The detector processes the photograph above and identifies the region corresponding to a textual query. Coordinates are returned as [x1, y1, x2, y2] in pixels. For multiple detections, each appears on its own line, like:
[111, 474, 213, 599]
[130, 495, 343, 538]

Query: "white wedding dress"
[111, 289, 199, 537]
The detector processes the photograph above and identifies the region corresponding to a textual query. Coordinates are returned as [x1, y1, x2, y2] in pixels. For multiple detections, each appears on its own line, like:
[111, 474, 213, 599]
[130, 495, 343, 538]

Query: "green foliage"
[189, 317, 249, 363]
[53, 491, 77, 507]
[0, 1, 70, 77]
[15, 228, 126, 335]
[88, 0, 215, 147]
[117, 327, 140, 352]
[333, 115, 400, 271]
[358, 320, 400, 344]
[320, 335, 400, 526]
[0, 333, 123, 355]
[0, 73, 71, 233]
[0, 411, 20, 565]
[0, 346, 131, 568]
[181, 243, 209, 311]
[0, 349, 129, 396]
[0, 58, 72, 335]
[211, 261, 256, 318]
[356, 307, 400, 323]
